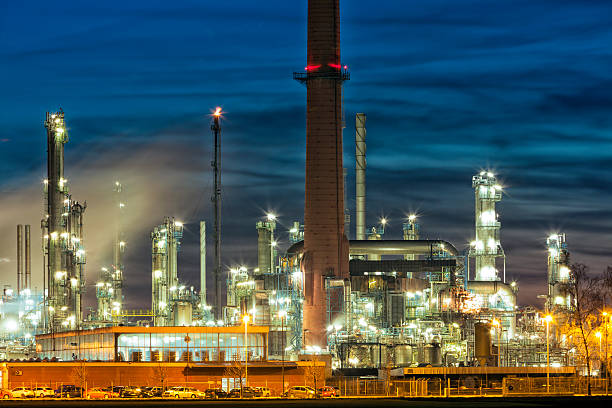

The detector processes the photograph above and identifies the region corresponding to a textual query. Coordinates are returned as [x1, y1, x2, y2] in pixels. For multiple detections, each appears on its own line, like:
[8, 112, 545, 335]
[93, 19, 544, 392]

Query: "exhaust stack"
[17, 225, 23, 294]
[25, 224, 31, 290]
[355, 113, 366, 241]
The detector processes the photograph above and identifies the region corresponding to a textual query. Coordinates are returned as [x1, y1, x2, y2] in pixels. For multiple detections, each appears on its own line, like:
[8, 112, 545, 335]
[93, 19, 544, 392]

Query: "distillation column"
[42, 111, 86, 331]
[469, 171, 505, 281]
[298, 0, 350, 349]
[546, 234, 570, 310]
[151, 217, 183, 326]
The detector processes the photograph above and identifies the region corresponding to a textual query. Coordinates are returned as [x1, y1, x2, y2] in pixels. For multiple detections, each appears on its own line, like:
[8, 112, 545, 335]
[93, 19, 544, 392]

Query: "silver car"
[33, 387, 54, 398]
[286, 386, 315, 399]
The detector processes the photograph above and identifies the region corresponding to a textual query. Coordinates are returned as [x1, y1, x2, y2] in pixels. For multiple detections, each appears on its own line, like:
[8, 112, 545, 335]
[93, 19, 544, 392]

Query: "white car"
[33, 387, 54, 398]
[11, 387, 34, 398]
[162, 386, 202, 399]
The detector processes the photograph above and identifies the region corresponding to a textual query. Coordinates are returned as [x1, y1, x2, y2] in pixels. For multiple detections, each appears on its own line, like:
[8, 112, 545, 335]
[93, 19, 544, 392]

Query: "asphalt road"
[1, 398, 611, 408]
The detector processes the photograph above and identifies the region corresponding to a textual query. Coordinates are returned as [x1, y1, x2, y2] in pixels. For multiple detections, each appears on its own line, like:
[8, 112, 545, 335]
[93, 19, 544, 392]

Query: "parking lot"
[0, 396, 611, 408]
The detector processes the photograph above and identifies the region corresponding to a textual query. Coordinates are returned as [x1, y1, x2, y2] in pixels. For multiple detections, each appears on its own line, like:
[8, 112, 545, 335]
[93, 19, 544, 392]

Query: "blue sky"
[1, 0, 611, 309]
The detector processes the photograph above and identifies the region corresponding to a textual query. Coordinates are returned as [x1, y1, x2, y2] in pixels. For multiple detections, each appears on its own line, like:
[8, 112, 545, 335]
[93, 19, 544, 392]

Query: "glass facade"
[36, 327, 267, 362]
[37, 332, 114, 361]
[117, 332, 265, 362]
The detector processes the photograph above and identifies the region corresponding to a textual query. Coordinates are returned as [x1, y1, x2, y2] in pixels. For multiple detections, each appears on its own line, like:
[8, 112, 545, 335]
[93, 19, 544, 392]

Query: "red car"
[0, 389, 12, 399]
[86, 388, 114, 399]
[318, 386, 340, 398]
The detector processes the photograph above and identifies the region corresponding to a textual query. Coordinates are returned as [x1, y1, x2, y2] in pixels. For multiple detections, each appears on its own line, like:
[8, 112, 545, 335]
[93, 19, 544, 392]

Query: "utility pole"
[211, 107, 222, 320]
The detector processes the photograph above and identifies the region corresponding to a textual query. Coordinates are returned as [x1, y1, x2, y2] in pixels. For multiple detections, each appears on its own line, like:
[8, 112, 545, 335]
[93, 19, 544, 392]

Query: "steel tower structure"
[294, 0, 350, 349]
[469, 171, 505, 281]
[211, 108, 223, 319]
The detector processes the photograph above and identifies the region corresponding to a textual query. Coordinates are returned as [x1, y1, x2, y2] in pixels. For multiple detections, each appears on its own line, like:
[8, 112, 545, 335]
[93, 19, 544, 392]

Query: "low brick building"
[0, 360, 325, 396]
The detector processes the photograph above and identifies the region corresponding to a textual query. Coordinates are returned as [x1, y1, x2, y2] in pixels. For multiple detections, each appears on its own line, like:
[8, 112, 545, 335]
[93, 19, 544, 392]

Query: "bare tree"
[303, 355, 324, 394]
[223, 360, 245, 395]
[560, 263, 603, 395]
[70, 361, 88, 397]
[152, 363, 169, 390]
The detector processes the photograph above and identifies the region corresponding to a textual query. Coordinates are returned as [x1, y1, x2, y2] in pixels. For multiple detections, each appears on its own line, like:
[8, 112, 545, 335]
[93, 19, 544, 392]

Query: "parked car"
[11, 387, 34, 398]
[55, 385, 84, 398]
[318, 386, 340, 398]
[33, 387, 55, 398]
[286, 386, 315, 399]
[0, 389, 13, 399]
[100, 387, 121, 398]
[87, 388, 113, 399]
[204, 388, 228, 399]
[255, 387, 271, 397]
[227, 386, 261, 398]
[162, 386, 202, 399]
[120, 387, 144, 398]
[140, 386, 164, 397]
[56, 385, 84, 398]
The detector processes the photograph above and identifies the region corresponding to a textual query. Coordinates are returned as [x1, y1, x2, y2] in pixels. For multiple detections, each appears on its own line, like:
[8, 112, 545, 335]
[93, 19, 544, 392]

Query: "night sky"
[1, 0, 611, 312]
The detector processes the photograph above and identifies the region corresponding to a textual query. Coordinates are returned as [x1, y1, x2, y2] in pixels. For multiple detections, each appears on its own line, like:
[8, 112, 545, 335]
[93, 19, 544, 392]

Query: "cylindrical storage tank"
[475, 322, 492, 366]
[395, 345, 412, 366]
[173, 301, 193, 326]
[424, 343, 442, 366]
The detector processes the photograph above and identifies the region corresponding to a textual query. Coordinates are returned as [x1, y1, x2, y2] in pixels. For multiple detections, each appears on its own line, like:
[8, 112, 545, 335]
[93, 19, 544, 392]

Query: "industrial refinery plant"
[0, 104, 578, 369]
[0, 0, 610, 399]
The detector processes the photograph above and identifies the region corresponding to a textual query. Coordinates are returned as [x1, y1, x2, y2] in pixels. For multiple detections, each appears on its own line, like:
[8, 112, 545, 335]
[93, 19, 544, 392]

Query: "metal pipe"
[355, 113, 366, 241]
[25, 224, 31, 290]
[287, 239, 459, 257]
[17, 224, 23, 295]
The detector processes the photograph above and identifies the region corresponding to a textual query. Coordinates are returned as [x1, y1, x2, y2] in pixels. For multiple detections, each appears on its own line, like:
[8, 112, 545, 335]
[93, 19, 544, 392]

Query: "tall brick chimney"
[297, 0, 349, 349]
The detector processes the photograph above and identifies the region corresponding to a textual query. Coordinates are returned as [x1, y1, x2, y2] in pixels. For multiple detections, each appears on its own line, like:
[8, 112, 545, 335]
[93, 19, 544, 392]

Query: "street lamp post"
[243, 314, 250, 392]
[279, 310, 287, 396]
[596, 331, 603, 378]
[544, 314, 553, 393]
[604, 311, 609, 395]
